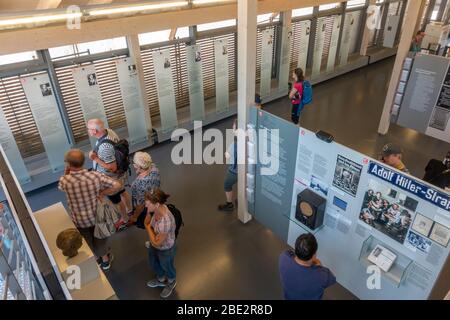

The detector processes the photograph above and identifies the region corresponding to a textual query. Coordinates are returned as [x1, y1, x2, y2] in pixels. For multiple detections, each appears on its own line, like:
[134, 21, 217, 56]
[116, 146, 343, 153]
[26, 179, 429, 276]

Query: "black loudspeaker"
[295, 189, 326, 230]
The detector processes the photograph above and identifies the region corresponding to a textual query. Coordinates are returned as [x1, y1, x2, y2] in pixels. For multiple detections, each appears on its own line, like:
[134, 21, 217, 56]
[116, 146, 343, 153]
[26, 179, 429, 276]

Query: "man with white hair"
[87, 118, 131, 228]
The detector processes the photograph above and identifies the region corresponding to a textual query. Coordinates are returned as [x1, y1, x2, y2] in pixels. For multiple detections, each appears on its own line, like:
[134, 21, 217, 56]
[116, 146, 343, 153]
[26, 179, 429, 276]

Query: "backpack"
[167, 204, 183, 239]
[301, 80, 313, 107]
[97, 138, 130, 176]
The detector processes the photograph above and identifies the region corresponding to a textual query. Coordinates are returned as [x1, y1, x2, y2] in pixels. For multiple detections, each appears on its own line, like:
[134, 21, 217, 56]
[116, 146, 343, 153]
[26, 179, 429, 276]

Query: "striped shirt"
[94, 129, 119, 178]
[58, 169, 117, 228]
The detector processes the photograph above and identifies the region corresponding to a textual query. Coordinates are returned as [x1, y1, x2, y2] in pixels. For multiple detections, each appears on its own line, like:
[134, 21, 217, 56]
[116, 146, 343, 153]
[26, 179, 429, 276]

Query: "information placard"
[383, 15, 400, 48]
[116, 58, 149, 145]
[327, 15, 341, 72]
[0, 108, 30, 183]
[214, 39, 230, 113]
[152, 50, 178, 132]
[339, 12, 355, 66]
[260, 28, 275, 98]
[21, 74, 71, 172]
[297, 20, 311, 72]
[186, 44, 205, 121]
[72, 65, 108, 147]
[278, 25, 292, 92]
[312, 18, 327, 77]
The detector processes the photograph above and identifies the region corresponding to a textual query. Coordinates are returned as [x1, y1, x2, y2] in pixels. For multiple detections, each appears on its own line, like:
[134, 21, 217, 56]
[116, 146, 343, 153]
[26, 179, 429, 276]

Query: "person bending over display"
[279, 233, 336, 300]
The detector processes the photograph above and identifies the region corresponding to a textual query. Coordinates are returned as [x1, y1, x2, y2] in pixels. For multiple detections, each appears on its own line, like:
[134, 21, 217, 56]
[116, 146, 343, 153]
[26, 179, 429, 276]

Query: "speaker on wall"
[295, 189, 326, 230]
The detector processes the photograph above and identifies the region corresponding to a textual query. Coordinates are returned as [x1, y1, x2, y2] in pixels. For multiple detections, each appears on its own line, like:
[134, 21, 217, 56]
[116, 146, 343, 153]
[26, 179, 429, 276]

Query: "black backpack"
[167, 204, 183, 239]
[97, 138, 130, 176]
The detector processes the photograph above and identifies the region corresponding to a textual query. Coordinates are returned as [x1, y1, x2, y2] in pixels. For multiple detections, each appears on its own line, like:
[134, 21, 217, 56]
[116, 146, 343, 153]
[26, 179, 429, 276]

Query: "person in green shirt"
[410, 30, 425, 53]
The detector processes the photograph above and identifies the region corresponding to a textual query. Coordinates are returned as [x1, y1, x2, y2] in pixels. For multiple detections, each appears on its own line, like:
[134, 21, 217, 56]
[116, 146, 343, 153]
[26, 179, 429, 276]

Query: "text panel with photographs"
[248, 107, 450, 300]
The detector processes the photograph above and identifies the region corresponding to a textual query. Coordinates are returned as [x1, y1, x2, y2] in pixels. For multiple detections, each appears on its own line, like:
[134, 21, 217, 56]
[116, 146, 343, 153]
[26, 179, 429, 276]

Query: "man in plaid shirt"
[59, 149, 121, 271]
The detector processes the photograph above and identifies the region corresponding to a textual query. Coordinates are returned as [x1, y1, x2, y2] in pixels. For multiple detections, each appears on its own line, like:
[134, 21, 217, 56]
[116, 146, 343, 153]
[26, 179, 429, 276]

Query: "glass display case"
[359, 235, 413, 288]
[0, 189, 48, 300]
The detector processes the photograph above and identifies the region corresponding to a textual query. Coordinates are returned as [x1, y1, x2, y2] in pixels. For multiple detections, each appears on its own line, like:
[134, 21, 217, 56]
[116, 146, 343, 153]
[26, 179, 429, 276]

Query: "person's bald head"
[64, 149, 85, 169]
[87, 118, 106, 137]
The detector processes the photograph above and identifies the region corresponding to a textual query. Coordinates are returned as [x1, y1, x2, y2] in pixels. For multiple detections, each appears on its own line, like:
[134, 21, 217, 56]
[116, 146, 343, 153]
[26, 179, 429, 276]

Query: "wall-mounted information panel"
[249, 107, 450, 300]
[397, 54, 450, 143]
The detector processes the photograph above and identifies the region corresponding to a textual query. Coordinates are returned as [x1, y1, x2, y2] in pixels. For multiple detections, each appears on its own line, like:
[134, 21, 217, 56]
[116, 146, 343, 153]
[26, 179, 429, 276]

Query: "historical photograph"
[40, 83, 52, 97]
[222, 45, 228, 56]
[429, 222, 450, 247]
[310, 175, 328, 197]
[128, 64, 137, 73]
[406, 230, 432, 253]
[87, 73, 97, 86]
[411, 213, 434, 237]
[164, 57, 171, 69]
[332, 155, 362, 197]
[359, 180, 413, 244]
[195, 51, 202, 62]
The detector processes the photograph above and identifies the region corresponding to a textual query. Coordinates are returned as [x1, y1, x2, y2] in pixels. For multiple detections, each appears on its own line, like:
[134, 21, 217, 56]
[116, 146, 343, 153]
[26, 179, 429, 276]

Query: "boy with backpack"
[289, 68, 312, 125]
[87, 118, 132, 230]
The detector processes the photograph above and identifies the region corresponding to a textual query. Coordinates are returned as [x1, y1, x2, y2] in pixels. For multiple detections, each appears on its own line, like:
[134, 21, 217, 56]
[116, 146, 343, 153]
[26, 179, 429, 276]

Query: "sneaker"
[218, 202, 234, 212]
[147, 278, 166, 288]
[160, 280, 177, 298]
[100, 253, 114, 271]
[115, 218, 128, 232]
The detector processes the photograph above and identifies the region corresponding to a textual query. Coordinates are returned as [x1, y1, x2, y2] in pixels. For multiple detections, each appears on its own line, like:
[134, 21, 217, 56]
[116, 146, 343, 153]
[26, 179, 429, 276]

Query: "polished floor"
[26, 57, 450, 300]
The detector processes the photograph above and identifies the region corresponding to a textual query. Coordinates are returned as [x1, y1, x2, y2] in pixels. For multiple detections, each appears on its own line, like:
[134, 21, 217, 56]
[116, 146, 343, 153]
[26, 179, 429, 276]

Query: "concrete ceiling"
[0, 0, 147, 14]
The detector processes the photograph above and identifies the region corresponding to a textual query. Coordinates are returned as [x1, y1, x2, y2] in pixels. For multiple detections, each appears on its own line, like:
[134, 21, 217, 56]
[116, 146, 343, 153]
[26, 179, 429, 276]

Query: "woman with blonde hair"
[128, 151, 160, 227]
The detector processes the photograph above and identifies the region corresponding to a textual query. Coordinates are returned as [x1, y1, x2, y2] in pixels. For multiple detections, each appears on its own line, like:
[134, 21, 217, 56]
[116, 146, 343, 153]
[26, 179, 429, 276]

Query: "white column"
[237, 0, 257, 224]
[377, 0, 425, 135]
[126, 34, 153, 134]
[360, 0, 377, 57]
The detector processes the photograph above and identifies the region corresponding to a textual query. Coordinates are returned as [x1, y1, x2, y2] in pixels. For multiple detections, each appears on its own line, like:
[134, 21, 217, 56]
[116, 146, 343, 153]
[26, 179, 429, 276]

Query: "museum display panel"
[248, 107, 450, 300]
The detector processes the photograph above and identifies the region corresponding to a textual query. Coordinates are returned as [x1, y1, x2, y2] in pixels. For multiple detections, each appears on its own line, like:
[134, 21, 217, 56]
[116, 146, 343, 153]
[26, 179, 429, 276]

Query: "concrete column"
[126, 34, 153, 134]
[236, 0, 257, 224]
[422, 0, 436, 29]
[360, 0, 377, 56]
[415, 0, 429, 32]
[277, 10, 292, 84]
[378, 0, 425, 135]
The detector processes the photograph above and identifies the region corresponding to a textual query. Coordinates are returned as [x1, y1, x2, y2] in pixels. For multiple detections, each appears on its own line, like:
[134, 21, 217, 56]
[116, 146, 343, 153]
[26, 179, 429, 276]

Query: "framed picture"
[411, 213, 434, 237]
[429, 222, 450, 247]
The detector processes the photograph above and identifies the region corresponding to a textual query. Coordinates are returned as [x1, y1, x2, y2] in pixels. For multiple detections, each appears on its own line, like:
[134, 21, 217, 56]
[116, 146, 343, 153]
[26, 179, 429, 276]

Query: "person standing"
[144, 189, 177, 299]
[218, 119, 238, 212]
[289, 68, 305, 125]
[87, 118, 132, 229]
[279, 233, 336, 300]
[58, 149, 121, 271]
[129, 151, 161, 227]
[410, 30, 425, 54]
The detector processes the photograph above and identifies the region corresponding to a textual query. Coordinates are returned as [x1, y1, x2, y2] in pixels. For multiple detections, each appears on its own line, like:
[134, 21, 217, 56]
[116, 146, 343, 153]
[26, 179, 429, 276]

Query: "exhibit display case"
[359, 235, 413, 287]
[0, 189, 48, 300]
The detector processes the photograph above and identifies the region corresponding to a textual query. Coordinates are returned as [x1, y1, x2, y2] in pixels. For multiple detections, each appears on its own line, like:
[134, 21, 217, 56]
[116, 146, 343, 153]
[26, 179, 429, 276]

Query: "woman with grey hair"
[128, 151, 161, 227]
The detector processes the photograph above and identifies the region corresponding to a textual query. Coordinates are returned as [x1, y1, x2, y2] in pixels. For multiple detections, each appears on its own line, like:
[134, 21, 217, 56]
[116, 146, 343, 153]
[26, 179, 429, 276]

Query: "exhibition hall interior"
[1, 0, 450, 301]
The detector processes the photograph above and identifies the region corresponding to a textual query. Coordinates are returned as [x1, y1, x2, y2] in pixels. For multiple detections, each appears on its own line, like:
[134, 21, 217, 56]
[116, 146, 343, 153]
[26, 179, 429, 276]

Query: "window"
[292, 7, 314, 17]
[319, 3, 341, 11]
[197, 19, 236, 31]
[139, 30, 171, 45]
[257, 13, 280, 24]
[0, 51, 37, 65]
[49, 37, 127, 59]
[347, 0, 366, 8]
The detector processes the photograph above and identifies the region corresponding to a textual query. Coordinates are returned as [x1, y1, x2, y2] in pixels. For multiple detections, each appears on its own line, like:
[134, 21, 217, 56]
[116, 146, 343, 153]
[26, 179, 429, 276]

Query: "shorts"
[108, 188, 126, 204]
[107, 174, 127, 204]
[224, 170, 238, 192]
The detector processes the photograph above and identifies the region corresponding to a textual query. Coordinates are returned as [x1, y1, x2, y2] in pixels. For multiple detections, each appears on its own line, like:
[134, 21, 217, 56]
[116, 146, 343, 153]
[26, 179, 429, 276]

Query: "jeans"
[291, 103, 304, 124]
[148, 244, 177, 281]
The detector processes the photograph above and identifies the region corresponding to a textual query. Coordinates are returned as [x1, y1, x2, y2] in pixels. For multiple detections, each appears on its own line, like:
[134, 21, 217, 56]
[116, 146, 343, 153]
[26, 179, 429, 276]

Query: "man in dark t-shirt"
[279, 233, 336, 300]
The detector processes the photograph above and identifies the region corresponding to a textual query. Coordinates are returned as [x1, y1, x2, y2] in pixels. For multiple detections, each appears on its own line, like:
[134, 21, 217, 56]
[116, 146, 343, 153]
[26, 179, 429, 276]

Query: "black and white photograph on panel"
[164, 57, 171, 69]
[128, 64, 137, 74]
[195, 51, 202, 62]
[87, 73, 97, 86]
[310, 175, 329, 197]
[405, 230, 432, 253]
[359, 179, 414, 244]
[332, 155, 362, 197]
[40, 83, 52, 97]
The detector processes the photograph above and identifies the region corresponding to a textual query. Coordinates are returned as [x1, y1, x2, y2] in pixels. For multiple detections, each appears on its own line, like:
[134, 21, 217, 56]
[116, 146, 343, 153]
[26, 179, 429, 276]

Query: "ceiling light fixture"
[88, 1, 189, 16]
[0, 12, 82, 27]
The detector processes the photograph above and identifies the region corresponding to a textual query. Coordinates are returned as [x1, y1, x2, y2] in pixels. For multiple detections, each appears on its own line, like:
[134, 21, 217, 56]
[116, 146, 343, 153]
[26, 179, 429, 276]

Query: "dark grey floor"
[25, 57, 450, 300]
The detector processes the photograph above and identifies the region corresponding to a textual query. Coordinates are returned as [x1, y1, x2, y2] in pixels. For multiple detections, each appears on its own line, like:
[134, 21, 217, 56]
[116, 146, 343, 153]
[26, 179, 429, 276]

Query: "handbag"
[94, 200, 121, 239]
